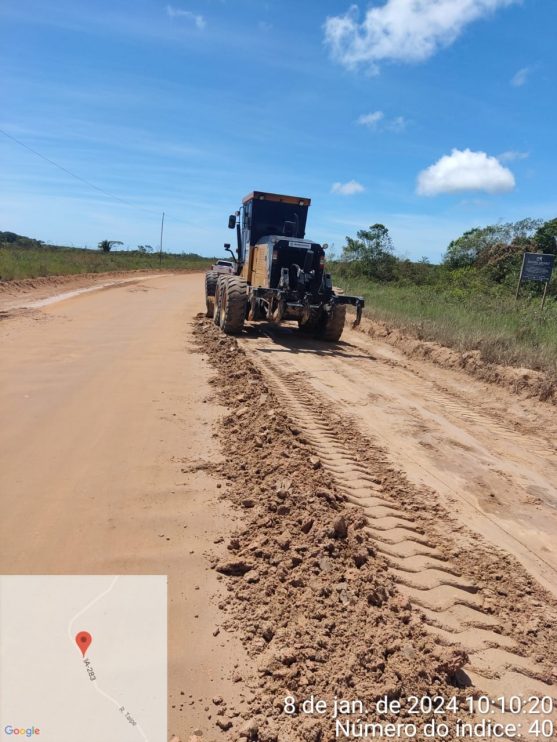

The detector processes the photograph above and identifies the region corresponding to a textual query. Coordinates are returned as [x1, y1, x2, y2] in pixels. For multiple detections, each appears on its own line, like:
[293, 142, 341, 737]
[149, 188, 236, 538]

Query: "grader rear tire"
[213, 274, 228, 326]
[205, 271, 218, 317]
[219, 276, 248, 335]
[319, 304, 346, 342]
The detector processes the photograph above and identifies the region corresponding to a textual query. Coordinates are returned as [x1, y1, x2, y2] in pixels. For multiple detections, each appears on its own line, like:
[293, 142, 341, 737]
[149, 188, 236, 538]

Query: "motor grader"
[205, 191, 364, 342]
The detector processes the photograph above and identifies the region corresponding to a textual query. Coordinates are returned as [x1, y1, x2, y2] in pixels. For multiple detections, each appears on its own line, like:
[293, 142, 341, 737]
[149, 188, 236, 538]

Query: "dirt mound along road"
[193, 317, 557, 741]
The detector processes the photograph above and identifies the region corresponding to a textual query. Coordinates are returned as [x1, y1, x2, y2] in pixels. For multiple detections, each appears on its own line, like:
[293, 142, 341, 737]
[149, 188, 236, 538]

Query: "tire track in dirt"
[250, 362, 556, 707]
[301, 334, 557, 466]
[240, 324, 557, 597]
[194, 317, 557, 740]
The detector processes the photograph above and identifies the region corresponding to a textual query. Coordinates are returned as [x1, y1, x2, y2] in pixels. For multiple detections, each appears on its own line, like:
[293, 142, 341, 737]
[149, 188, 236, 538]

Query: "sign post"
[515, 252, 555, 309]
[515, 254, 526, 301]
[159, 211, 165, 269]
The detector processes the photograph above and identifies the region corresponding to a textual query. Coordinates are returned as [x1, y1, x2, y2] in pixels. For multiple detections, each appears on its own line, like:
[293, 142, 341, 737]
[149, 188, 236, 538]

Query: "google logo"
[4, 727, 40, 737]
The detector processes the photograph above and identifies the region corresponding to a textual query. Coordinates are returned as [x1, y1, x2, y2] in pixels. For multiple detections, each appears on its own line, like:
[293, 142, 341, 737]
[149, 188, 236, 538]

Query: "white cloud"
[511, 66, 530, 86]
[331, 180, 365, 195]
[166, 5, 206, 29]
[357, 111, 407, 131]
[324, 0, 518, 73]
[498, 150, 529, 162]
[357, 111, 384, 127]
[416, 148, 515, 196]
[386, 115, 407, 132]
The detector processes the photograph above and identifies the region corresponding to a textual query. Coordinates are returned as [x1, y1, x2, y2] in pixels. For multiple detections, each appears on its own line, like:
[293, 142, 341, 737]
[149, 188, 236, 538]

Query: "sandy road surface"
[237, 321, 557, 598]
[2, 272, 557, 739]
[0, 273, 250, 740]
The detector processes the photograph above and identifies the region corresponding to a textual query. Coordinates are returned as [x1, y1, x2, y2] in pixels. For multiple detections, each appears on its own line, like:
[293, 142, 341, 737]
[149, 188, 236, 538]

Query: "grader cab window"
[247, 199, 308, 245]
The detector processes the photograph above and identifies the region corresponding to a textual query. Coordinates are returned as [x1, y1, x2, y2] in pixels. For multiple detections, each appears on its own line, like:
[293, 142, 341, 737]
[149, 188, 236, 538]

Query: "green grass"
[333, 272, 557, 376]
[0, 243, 213, 281]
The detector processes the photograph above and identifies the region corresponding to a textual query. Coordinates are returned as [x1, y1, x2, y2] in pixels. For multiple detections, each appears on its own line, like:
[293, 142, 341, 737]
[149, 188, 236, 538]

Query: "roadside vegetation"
[0, 231, 213, 280]
[330, 218, 557, 375]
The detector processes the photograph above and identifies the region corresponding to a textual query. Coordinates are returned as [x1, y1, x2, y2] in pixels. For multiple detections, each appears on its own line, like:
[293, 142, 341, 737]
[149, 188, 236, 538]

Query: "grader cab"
[205, 191, 364, 342]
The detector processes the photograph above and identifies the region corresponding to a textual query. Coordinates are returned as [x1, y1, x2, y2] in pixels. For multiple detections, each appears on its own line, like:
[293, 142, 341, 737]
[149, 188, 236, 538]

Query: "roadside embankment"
[355, 314, 556, 405]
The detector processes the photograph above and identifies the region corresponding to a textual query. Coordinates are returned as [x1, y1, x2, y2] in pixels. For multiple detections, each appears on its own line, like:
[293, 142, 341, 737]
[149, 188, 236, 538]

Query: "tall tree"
[533, 218, 557, 254]
[98, 240, 123, 253]
[443, 219, 543, 268]
[341, 224, 397, 280]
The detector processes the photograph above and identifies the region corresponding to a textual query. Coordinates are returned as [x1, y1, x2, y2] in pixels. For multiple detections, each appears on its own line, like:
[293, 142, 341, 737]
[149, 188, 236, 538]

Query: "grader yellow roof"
[242, 191, 311, 207]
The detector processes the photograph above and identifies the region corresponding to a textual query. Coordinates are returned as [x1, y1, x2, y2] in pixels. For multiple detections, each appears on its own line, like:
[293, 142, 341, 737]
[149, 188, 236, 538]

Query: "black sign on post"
[516, 252, 555, 309]
[521, 253, 555, 282]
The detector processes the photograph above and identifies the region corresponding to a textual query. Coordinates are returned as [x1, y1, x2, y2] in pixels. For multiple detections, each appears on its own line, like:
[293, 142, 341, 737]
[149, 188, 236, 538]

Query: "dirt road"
[0, 274, 251, 739]
[1, 272, 556, 740]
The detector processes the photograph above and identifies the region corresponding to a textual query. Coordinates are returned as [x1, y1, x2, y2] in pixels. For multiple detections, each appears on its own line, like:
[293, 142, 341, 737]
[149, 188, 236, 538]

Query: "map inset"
[0, 575, 166, 742]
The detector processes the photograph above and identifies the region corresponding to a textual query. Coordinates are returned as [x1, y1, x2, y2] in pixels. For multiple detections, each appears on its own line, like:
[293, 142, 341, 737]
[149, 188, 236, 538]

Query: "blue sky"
[1, 0, 556, 261]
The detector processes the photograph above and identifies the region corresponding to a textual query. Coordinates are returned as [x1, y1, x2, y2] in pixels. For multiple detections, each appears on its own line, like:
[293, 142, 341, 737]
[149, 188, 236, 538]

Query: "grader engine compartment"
[269, 240, 324, 292]
[204, 190, 364, 341]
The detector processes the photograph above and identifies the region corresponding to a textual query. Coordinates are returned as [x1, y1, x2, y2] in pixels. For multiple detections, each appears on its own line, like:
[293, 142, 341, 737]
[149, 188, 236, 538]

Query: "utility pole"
[159, 211, 165, 268]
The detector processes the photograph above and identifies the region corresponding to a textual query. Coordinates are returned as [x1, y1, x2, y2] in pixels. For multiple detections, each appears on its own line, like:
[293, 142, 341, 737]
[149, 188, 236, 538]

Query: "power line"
[0, 126, 173, 219]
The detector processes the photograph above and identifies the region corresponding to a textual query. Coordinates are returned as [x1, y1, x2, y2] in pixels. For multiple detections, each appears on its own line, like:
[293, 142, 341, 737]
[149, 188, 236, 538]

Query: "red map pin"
[75, 631, 92, 657]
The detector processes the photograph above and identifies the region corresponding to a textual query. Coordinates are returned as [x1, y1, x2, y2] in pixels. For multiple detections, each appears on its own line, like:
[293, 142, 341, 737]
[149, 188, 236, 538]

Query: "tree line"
[335, 217, 557, 286]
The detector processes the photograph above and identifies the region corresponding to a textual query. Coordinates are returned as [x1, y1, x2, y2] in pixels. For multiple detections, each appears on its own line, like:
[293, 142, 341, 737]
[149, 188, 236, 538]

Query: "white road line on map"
[67, 576, 119, 638]
[92, 683, 149, 742]
[67, 576, 150, 742]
